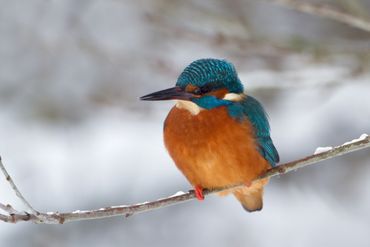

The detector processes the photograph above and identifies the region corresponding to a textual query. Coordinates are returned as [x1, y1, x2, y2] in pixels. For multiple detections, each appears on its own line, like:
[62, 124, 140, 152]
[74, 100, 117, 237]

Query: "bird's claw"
[194, 186, 204, 201]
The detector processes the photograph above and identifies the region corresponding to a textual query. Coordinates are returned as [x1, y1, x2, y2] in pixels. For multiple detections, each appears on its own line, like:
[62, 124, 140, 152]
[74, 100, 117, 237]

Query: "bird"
[140, 58, 279, 212]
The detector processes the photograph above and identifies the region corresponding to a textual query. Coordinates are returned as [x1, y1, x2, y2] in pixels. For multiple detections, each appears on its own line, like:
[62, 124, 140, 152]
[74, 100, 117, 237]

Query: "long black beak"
[140, 86, 194, 101]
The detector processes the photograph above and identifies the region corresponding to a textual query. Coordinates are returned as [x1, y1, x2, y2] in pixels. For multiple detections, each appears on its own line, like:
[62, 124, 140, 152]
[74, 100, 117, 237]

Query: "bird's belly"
[164, 106, 269, 188]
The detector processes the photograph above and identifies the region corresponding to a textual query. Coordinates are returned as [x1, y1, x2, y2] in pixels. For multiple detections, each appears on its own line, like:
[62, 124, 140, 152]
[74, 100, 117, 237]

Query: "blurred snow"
[0, 0, 370, 247]
[314, 146, 333, 154]
[343, 133, 369, 145]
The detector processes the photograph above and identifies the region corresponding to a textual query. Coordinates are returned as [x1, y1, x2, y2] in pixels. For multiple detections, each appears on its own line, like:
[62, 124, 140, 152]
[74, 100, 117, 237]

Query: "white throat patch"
[223, 93, 245, 101]
[176, 100, 203, 115]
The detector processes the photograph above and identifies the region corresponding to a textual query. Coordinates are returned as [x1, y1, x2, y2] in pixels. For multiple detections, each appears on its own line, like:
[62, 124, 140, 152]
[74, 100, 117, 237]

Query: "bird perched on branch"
[141, 58, 279, 212]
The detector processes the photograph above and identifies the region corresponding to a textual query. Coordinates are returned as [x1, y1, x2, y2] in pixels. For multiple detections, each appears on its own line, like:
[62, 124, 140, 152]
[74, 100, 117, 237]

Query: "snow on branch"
[0, 134, 369, 224]
[265, 0, 370, 33]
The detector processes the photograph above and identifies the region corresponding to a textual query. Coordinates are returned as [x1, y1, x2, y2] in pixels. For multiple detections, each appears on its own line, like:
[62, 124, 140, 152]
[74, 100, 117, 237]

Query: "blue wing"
[231, 96, 280, 167]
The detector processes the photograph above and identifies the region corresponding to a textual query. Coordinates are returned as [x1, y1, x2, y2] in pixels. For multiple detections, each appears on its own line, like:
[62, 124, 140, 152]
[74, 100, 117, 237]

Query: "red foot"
[194, 186, 204, 201]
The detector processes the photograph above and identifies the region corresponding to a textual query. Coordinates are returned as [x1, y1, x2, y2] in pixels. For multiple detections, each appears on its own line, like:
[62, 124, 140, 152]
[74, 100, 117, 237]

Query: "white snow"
[342, 134, 369, 146]
[110, 205, 128, 209]
[314, 146, 333, 154]
[72, 210, 89, 214]
[314, 133, 369, 154]
[170, 191, 186, 197]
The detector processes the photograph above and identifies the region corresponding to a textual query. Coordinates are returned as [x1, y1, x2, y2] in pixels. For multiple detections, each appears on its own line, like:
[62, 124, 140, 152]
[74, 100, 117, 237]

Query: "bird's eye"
[193, 85, 212, 95]
[193, 88, 202, 95]
[200, 85, 212, 94]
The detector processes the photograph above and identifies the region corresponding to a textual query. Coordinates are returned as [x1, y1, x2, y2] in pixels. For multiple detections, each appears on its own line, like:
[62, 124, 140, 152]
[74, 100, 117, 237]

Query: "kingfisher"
[140, 58, 279, 212]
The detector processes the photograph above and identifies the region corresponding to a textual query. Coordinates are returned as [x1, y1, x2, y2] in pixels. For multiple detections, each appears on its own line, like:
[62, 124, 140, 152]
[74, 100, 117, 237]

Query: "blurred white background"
[0, 0, 370, 246]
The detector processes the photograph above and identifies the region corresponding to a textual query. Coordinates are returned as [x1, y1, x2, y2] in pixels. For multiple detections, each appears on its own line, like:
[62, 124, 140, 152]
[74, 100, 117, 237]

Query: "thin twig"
[0, 157, 39, 215]
[265, 0, 370, 33]
[0, 203, 18, 215]
[0, 134, 369, 224]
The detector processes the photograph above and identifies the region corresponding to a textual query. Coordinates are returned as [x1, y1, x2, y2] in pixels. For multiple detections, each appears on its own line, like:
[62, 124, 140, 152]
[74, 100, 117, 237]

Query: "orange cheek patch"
[185, 84, 198, 93]
[207, 89, 228, 98]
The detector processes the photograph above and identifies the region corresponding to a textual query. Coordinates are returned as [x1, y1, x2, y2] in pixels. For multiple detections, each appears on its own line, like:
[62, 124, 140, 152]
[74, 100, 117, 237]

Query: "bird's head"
[140, 58, 244, 114]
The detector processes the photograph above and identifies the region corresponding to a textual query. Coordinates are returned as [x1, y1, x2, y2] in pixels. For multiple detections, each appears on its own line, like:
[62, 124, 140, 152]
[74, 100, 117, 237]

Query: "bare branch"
[0, 134, 369, 224]
[0, 203, 18, 215]
[264, 0, 370, 33]
[0, 157, 39, 215]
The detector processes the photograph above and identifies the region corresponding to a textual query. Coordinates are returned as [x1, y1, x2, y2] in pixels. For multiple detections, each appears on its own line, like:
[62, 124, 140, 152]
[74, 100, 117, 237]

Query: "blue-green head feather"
[176, 58, 244, 94]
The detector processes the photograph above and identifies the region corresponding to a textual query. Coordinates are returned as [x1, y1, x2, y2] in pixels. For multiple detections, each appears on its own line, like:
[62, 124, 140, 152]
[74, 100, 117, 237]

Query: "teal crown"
[176, 58, 244, 93]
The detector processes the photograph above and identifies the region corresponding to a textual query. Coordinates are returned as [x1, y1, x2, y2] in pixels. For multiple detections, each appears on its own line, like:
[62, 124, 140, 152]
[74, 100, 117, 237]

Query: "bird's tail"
[233, 178, 269, 212]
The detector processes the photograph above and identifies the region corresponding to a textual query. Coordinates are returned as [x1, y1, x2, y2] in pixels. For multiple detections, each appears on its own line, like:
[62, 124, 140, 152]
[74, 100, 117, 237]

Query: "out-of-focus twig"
[265, 0, 370, 33]
[0, 157, 39, 215]
[0, 134, 369, 224]
[0, 203, 18, 215]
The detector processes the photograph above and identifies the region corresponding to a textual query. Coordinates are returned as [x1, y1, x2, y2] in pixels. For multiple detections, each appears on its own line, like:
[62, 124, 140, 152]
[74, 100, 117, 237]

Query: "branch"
[0, 134, 369, 224]
[264, 0, 370, 33]
[0, 157, 39, 216]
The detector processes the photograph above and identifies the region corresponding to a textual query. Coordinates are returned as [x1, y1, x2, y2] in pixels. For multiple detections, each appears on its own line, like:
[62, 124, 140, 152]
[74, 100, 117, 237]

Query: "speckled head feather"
[176, 59, 244, 93]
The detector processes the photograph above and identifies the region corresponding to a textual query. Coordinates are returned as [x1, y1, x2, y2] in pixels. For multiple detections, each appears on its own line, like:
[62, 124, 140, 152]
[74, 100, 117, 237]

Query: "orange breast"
[163, 105, 270, 189]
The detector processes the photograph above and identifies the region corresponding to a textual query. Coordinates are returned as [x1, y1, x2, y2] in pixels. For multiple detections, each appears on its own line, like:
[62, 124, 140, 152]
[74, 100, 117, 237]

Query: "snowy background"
[0, 0, 370, 246]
